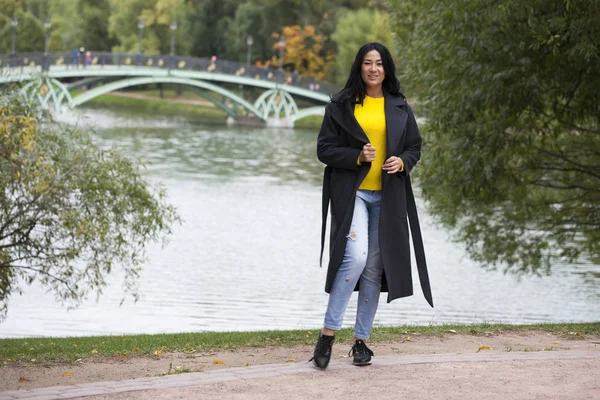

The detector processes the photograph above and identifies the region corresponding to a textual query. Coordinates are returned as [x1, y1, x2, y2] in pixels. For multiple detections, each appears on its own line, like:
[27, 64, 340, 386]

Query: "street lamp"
[278, 35, 285, 72]
[246, 35, 254, 73]
[11, 17, 18, 55]
[137, 20, 145, 54]
[44, 19, 51, 71]
[137, 20, 145, 66]
[44, 19, 51, 55]
[170, 21, 178, 56]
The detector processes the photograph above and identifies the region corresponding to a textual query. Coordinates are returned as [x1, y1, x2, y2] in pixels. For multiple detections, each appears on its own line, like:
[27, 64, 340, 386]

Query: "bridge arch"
[21, 77, 74, 112]
[68, 76, 264, 120]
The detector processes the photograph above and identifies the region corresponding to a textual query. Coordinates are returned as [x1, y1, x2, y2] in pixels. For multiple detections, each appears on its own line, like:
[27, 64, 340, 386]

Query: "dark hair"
[336, 42, 403, 104]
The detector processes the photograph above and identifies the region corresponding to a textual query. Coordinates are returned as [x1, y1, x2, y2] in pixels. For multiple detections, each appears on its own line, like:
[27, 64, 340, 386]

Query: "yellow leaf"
[213, 360, 225, 365]
[133, 347, 141, 352]
[477, 345, 490, 352]
[553, 341, 559, 344]
[154, 350, 162, 356]
[62, 371, 73, 377]
[448, 330, 457, 334]
[405, 337, 411, 341]
[18, 377, 31, 382]
[285, 359, 294, 363]
[91, 349, 98, 354]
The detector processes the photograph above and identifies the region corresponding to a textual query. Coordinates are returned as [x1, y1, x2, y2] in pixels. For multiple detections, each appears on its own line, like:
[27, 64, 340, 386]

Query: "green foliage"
[0, 1, 45, 53]
[108, 0, 186, 54]
[184, 0, 238, 58]
[0, 87, 180, 320]
[1, 323, 597, 363]
[331, 8, 396, 85]
[389, 0, 600, 274]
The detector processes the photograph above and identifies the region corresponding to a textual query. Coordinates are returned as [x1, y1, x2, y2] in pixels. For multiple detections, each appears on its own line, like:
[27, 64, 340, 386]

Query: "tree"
[388, 0, 600, 274]
[272, 25, 334, 80]
[0, 0, 45, 54]
[0, 88, 179, 320]
[108, 0, 185, 55]
[184, 0, 238, 58]
[331, 8, 396, 85]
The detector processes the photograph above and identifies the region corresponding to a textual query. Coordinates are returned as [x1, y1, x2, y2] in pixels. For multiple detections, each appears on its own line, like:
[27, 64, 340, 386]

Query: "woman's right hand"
[359, 143, 376, 163]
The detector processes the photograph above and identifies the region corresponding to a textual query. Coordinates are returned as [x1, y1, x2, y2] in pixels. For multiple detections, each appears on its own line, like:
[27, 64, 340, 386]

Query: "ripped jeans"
[324, 189, 383, 339]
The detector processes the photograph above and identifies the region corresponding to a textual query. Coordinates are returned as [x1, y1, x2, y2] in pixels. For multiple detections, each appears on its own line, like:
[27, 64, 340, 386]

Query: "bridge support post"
[266, 118, 294, 128]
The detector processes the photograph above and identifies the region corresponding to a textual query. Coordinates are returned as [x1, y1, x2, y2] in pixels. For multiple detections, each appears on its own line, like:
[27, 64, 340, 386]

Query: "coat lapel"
[384, 94, 408, 157]
[328, 100, 370, 145]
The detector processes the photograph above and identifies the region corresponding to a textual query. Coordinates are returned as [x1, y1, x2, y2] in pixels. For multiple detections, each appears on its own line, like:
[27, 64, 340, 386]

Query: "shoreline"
[0, 326, 598, 393]
[1, 322, 598, 363]
[75, 89, 324, 129]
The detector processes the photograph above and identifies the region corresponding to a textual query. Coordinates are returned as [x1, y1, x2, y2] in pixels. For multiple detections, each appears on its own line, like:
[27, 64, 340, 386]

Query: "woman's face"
[361, 50, 385, 90]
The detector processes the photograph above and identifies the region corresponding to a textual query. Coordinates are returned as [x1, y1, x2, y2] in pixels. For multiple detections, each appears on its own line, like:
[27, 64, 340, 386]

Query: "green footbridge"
[0, 52, 335, 127]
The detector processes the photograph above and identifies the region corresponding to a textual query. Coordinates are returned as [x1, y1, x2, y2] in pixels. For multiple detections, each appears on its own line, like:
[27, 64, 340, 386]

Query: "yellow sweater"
[355, 95, 386, 190]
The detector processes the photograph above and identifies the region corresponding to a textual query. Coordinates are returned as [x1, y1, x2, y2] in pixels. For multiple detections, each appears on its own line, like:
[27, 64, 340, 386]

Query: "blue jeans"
[324, 190, 384, 339]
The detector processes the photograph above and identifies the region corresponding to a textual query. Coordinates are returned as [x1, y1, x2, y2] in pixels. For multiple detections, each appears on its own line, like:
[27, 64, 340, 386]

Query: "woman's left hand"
[382, 156, 404, 174]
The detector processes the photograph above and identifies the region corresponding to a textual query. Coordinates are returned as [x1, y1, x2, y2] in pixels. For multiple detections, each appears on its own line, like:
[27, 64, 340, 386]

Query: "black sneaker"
[349, 339, 374, 366]
[309, 333, 335, 369]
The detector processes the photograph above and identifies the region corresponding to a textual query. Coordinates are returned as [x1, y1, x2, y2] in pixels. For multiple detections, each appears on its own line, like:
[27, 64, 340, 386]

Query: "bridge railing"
[0, 52, 340, 96]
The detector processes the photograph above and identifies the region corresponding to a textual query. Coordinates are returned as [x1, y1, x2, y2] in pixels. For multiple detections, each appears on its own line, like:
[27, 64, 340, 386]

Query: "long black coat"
[317, 91, 433, 307]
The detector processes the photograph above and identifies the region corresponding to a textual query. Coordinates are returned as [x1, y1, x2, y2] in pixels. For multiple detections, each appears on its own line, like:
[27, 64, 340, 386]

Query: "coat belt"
[320, 166, 434, 308]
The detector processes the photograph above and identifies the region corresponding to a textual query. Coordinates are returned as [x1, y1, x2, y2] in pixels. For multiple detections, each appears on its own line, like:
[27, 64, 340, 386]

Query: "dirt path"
[2, 330, 598, 395]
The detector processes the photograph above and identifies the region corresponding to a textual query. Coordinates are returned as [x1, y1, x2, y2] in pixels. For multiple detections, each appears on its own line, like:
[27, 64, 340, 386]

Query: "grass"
[0, 322, 597, 363]
[72, 89, 228, 124]
[294, 115, 323, 130]
[70, 88, 325, 129]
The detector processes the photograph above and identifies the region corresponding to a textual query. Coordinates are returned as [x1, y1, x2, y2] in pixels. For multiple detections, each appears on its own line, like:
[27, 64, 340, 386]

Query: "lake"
[0, 108, 597, 338]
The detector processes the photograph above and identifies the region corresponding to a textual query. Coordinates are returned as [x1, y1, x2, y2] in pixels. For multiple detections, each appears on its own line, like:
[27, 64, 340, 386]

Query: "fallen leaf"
[477, 345, 490, 353]
[405, 337, 411, 341]
[154, 350, 162, 356]
[91, 349, 98, 354]
[133, 347, 141, 352]
[213, 360, 225, 365]
[448, 330, 457, 334]
[285, 359, 294, 363]
[62, 371, 73, 377]
[553, 341, 559, 344]
[18, 377, 31, 383]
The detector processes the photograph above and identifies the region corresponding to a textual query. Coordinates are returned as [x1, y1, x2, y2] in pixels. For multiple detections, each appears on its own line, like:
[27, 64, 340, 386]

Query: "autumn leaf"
[18, 377, 31, 383]
[477, 345, 490, 353]
[213, 360, 225, 365]
[91, 349, 98, 354]
[285, 359, 295, 363]
[448, 330, 457, 334]
[154, 350, 162, 356]
[62, 371, 73, 377]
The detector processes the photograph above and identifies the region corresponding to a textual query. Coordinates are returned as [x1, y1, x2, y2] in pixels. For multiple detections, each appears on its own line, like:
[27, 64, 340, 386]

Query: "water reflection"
[0, 109, 598, 338]
[95, 124, 324, 186]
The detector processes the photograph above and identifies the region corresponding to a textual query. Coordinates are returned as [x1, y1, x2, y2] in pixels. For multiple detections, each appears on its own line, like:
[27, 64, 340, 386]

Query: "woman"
[312, 42, 433, 369]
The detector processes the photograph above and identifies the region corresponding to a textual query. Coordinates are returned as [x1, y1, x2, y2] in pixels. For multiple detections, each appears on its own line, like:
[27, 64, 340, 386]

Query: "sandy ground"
[2, 330, 599, 396]
[84, 357, 600, 400]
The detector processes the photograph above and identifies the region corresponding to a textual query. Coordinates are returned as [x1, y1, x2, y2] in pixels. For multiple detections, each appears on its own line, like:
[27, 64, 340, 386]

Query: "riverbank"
[75, 88, 324, 129]
[0, 325, 598, 395]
